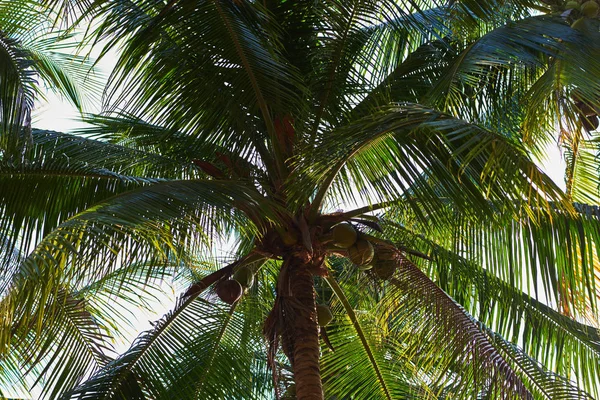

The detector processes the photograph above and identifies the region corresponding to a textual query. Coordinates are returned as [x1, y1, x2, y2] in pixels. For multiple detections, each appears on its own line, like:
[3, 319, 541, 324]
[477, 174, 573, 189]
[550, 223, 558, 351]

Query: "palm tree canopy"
[1, 0, 600, 399]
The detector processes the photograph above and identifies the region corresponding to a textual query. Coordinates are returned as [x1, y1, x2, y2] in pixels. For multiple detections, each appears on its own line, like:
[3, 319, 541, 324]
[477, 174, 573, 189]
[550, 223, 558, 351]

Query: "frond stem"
[325, 276, 392, 400]
[193, 302, 238, 396]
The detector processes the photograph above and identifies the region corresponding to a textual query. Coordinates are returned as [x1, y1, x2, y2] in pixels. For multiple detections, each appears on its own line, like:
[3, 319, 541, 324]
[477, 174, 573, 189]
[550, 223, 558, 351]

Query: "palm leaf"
[87, 0, 302, 177]
[1, 180, 276, 354]
[299, 103, 568, 223]
[382, 217, 600, 397]
[324, 273, 419, 399]
[0, 128, 193, 260]
[12, 288, 113, 400]
[64, 269, 274, 399]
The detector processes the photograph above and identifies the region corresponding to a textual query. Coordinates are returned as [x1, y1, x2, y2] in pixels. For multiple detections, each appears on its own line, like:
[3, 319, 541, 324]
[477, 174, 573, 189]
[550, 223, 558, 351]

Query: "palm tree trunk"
[286, 256, 323, 400]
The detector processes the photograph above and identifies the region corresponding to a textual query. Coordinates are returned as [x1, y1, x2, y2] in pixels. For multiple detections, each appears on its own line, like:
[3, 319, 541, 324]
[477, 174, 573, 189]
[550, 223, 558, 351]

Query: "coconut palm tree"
[2, 0, 600, 399]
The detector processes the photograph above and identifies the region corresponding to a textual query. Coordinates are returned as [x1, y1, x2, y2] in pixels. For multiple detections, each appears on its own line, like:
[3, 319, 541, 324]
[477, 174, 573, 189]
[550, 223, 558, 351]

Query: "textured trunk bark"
[286, 257, 323, 400]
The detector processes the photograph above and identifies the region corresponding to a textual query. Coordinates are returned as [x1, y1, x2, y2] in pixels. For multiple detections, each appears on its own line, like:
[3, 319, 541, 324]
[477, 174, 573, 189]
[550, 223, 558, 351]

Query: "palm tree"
[2, 0, 600, 398]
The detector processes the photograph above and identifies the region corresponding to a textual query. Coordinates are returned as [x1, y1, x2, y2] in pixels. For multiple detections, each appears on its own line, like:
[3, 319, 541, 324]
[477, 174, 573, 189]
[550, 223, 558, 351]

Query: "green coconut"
[280, 229, 298, 246]
[374, 259, 396, 280]
[582, 115, 599, 132]
[331, 223, 358, 248]
[215, 280, 243, 304]
[233, 266, 254, 289]
[581, 0, 599, 16]
[316, 304, 334, 327]
[348, 239, 374, 266]
[565, 0, 581, 10]
[571, 17, 588, 30]
[358, 263, 373, 271]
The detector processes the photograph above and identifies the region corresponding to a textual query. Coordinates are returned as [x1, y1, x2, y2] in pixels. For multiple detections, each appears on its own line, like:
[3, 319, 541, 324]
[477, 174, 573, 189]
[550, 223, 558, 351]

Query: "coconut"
[358, 263, 373, 271]
[377, 247, 397, 261]
[374, 259, 396, 280]
[571, 17, 588, 30]
[565, 0, 582, 10]
[215, 280, 243, 304]
[581, 0, 599, 16]
[280, 229, 298, 246]
[233, 266, 254, 289]
[331, 223, 358, 248]
[316, 304, 333, 327]
[575, 101, 596, 116]
[348, 239, 374, 266]
[582, 115, 599, 132]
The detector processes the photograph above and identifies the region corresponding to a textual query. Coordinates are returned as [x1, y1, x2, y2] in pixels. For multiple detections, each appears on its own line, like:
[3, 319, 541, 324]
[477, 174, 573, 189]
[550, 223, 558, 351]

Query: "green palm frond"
[356, 251, 591, 399]
[39, 0, 94, 26]
[11, 288, 113, 400]
[78, 114, 264, 179]
[0, 346, 31, 399]
[565, 137, 600, 204]
[1, 180, 275, 353]
[488, 332, 593, 399]
[324, 274, 419, 399]
[81, 261, 179, 346]
[64, 272, 274, 400]
[380, 218, 600, 397]
[0, 128, 195, 259]
[25, 34, 100, 109]
[424, 15, 600, 150]
[321, 250, 593, 399]
[0, 32, 36, 160]
[300, 104, 568, 222]
[347, 37, 454, 121]
[28, 129, 192, 180]
[309, 1, 454, 135]
[0, 0, 99, 160]
[383, 257, 533, 398]
[5, 256, 186, 400]
[384, 198, 600, 314]
[87, 0, 302, 175]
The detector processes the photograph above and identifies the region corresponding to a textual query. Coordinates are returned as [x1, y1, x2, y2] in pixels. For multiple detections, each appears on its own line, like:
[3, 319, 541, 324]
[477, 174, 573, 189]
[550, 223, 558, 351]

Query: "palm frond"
[88, 0, 302, 178]
[0, 0, 101, 160]
[309, 1, 451, 135]
[488, 331, 593, 399]
[1, 180, 275, 354]
[381, 254, 534, 398]
[0, 346, 31, 399]
[0, 32, 35, 160]
[324, 274, 415, 399]
[0, 128, 193, 260]
[565, 137, 600, 204]
[299, 103, 568, 223]
[77, 114, 266, 184]
[65, 277, 273, 399]
[12, 288, 113, 400]
[425, 15, 600, 151]
[381, 217, 600, 397]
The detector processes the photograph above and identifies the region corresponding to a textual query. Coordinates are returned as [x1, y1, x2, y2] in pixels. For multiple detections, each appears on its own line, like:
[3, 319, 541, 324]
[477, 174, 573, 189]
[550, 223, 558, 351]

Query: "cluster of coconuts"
[215, 265, 254, 304]
[563, 0, 600, 16]
[326, 222, 398, 279]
